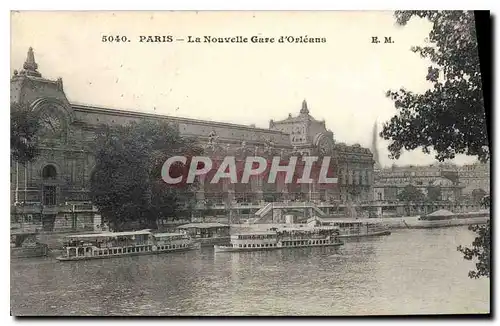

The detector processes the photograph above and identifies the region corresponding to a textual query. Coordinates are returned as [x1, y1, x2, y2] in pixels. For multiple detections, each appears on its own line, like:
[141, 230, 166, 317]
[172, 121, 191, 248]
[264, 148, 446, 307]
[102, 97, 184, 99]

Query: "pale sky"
[11, 11, 479, 167]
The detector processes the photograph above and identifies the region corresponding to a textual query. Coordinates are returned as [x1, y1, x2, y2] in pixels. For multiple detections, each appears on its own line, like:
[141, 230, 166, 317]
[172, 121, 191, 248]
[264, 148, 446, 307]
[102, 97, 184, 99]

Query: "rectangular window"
[43, 186, 56, 205]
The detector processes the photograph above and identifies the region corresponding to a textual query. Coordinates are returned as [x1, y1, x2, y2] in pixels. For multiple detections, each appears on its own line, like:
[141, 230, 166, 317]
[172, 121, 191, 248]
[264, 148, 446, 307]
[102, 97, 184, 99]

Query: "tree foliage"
[426, 185, 442, 202]
[480, 195, 490, 208]
[457, 220, 490, 279]
[397, 184, 425, 202]
[381, 11, 489, 163]
[11, 102, 41, 165]
[90, 120, 203, 231]
[471, 188, 487, 204]
[457, 189, 490, 279]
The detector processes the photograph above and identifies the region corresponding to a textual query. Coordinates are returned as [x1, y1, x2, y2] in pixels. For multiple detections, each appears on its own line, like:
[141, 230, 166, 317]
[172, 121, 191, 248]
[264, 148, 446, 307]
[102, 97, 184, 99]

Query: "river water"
[11, 226, 490, 316]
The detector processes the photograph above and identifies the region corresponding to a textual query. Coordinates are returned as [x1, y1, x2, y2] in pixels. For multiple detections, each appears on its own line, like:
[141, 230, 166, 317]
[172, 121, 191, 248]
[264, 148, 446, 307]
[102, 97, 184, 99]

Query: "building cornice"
[71, 103, 289, 135]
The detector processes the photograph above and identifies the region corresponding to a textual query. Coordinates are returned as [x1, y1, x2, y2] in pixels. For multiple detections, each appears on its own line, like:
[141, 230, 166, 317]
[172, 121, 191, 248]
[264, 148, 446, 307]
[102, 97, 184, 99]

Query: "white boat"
[402, 210, 490, 229]
[177, 222, 231, 246]
[56, 229, 199, 261]
[214, 226, 343, 253]
[306, 217, 391, 238]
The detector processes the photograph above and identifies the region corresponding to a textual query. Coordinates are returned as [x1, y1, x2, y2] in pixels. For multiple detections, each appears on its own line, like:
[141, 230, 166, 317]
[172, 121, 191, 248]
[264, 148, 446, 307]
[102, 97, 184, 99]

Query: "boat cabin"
[62, 230, 154, 258]
[177, 223, 230, 239]
[229, 231, 279, 248]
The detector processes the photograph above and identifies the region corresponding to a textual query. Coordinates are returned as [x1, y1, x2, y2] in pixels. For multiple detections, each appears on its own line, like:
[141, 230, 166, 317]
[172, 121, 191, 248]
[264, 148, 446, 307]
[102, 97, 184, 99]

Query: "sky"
[10, 11, 480, 167]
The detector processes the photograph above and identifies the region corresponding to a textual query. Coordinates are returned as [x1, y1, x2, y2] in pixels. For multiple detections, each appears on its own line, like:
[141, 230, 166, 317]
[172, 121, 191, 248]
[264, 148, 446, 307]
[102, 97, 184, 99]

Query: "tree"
[480, 195, 490, 208]
[398, 184, 425, 215]
[202, 200, 216, 222]
[381, 11, 489, 163]
[11, 103, 41, 165]
[426, 185, 442, 202]
[471, 188, 487, 204]
[457, 190, 490, 279]
[457, 221, 490, 279]
[90, 120, 202, 231]
[397, 184, 425, 202]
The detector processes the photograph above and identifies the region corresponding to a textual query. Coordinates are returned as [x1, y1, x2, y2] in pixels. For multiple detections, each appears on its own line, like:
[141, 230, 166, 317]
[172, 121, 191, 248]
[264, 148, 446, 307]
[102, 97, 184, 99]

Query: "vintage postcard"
[10, 11, 490, 316]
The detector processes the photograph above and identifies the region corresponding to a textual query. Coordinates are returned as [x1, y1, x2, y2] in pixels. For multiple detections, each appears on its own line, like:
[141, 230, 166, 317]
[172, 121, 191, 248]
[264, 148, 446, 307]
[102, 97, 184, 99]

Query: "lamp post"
[72, 204, 76, 231]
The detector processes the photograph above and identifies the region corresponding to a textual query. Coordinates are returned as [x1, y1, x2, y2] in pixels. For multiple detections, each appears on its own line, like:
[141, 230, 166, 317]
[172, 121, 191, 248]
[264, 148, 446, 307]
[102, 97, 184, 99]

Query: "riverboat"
[56, 229, 199, 261]
[306, 217, 391, 238]
[214, 226, 343, 253]
[402, 209, 489, 229]
[177, 222, 230, 246]
[11, 231, 48, 258]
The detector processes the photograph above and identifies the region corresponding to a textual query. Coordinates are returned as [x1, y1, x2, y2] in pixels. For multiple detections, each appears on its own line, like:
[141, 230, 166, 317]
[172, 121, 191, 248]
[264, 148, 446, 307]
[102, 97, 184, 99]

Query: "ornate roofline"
[70, 103, 289, 135]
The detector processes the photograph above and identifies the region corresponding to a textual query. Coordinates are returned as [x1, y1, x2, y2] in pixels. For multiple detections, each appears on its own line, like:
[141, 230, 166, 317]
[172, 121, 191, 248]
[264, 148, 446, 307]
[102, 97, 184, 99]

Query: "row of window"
[157, 243, 189, 250]
[93, 243, 189, 256]
[238, 234, 276, 240]
[283, 240, 330, 246]
[236, 243, 277, 248]
[234, 239, 331, 248]
[96, 245, 152, 256]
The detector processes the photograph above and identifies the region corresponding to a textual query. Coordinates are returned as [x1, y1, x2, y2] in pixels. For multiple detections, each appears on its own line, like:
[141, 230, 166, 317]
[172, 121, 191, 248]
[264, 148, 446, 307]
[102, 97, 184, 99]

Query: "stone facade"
[372, 164, 465, 202]
[10, 48, 375, 230]
[455, 162, 490, 195]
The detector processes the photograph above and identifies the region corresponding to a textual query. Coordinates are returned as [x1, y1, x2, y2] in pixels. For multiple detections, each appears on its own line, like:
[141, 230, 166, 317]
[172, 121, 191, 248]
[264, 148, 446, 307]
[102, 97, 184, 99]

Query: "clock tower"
[11, 47, 74, 143]
[11, 47, 79, 231]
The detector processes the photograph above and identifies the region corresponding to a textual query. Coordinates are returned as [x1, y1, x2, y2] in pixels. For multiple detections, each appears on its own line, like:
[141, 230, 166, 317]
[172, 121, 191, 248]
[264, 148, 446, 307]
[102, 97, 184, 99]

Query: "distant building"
[455, 162, 490, 195]
[369, 120, 488, 205]
[372, 164, 465, 202]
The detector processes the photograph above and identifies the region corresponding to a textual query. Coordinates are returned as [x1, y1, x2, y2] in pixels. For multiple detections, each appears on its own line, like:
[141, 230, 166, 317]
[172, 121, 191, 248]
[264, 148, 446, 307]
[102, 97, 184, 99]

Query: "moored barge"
[56, 229, 199, 261]
[403, 209, 490, 229]
[11, 231, 48, 258]
[177, 222, 230, 246]
[214, 226, 343, 252]
[306, 217, 391, 238]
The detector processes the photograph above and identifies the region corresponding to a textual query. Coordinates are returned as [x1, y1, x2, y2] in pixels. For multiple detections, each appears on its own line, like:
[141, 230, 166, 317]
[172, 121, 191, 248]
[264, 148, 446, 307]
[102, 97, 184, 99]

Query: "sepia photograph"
[9, 10, 490, 316]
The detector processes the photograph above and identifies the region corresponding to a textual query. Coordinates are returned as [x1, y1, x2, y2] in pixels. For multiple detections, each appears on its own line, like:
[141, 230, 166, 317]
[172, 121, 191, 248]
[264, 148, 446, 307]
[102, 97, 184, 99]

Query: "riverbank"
[32, 214, 489, 251]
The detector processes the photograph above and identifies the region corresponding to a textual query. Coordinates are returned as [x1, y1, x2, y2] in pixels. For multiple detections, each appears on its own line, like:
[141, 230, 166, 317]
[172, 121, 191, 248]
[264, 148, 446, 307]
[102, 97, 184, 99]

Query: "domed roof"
[432, 177, 454, 187]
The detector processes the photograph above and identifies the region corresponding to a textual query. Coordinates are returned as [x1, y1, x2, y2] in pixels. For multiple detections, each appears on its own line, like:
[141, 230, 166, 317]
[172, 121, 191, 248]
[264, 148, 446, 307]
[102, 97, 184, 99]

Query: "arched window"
[42, 165, 57, 180]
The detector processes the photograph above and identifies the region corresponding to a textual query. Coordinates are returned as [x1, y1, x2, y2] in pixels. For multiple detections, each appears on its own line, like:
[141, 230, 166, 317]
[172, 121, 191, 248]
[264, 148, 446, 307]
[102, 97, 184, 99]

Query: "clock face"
[39, 108, 63, 136]
[41, 115, 61, 131]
